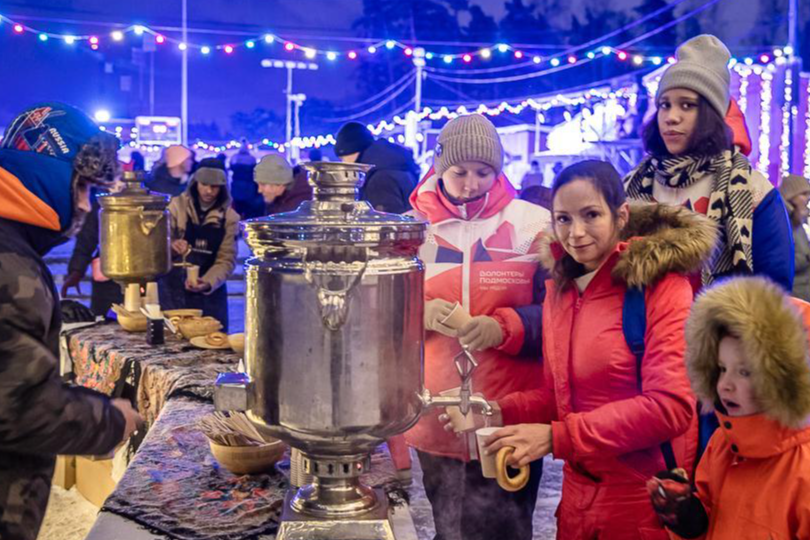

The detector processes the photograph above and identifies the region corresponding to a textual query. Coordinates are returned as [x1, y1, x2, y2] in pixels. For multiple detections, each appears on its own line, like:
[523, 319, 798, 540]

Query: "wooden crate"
[75, 457, 116, 507]
[52, 455, 76, 490]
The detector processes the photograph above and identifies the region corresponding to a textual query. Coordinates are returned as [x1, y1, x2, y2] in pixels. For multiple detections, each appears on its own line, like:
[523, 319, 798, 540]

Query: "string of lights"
[780, 67, 792, 179]
[0, 0, 785, 71]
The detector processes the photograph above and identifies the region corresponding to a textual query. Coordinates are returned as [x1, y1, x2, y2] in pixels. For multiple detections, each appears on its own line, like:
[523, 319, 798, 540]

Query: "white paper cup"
[475, 427, 500, 478]
[186, 264, 200, 285]
[144, 282, 160, 305]
[440, 301, 472, 330]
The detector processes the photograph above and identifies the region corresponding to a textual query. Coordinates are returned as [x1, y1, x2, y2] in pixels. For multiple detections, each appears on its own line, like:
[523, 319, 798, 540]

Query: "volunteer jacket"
[403, 169, 551, 461]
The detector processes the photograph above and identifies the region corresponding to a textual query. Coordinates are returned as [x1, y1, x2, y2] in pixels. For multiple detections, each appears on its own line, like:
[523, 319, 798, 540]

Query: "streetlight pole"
[181, 0, 189, 146]
[285, 65, 293, 158]
[404, 47, 426, 158]
[413, 47, 425, 114]
[261, 59, 318, 160]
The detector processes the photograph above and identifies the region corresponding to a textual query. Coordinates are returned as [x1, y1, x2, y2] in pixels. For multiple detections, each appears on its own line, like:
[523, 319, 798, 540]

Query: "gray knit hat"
[193, 167, 226, 186]
[254, 154, 294, 185]
[434, 114, 504, 178]
[779, 174, 810, 202]
[656, 34, 731, 117]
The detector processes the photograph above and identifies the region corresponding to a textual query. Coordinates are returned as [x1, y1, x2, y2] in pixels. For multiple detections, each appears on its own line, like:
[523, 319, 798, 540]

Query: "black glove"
[60, 299, 96, 323]
[646, 470, 709, 539]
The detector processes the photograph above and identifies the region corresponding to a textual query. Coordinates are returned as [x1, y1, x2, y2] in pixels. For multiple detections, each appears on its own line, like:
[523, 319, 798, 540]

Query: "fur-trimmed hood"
[538, 203, 718, 288]
[686, 277, 810, 428]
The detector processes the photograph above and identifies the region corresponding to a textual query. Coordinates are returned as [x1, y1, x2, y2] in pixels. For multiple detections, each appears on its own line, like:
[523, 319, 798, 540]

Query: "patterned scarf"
[625, 149, 755, 285]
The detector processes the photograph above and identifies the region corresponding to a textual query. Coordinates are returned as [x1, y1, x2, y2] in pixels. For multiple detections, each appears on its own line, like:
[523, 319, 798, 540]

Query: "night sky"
[0, 0, 795, 139]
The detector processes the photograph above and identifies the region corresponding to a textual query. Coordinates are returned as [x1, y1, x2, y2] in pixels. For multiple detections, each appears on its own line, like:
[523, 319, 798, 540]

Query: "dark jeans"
[417, 450, 543, 540]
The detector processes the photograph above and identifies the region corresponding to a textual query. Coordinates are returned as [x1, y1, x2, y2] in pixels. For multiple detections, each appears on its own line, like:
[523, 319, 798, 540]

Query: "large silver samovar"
[216, 162, 490, 540]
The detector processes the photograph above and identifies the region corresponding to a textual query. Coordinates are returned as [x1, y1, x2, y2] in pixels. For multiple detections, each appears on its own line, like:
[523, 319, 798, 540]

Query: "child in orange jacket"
[649, 277, 810, 539]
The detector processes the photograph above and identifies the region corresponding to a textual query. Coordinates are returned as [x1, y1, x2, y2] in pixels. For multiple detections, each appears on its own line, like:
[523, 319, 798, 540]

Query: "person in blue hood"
[0, 103, 143, 540]
[334, 122, 419, 213]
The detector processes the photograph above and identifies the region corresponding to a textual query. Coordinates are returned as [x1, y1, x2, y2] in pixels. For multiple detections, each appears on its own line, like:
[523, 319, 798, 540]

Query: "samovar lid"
[98, 171, 170, 209]
[244, 161, 426, 248]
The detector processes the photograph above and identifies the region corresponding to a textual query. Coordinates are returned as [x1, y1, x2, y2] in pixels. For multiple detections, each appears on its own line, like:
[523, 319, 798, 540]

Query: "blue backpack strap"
[622, 286, 647, 375]
[623, 286, 679, 472]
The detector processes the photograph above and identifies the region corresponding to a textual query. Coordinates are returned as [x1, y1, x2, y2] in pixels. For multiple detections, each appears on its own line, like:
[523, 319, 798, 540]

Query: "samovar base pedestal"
[277, 490, 396, 540]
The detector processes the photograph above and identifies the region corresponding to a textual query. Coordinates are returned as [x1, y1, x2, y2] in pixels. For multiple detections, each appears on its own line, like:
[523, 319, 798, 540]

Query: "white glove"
[458, 316, 504, 351]
[425, 299, 458, 337]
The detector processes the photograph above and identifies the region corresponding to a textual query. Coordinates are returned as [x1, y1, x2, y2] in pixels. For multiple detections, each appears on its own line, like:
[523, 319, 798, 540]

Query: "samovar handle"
[137, 206, 165, 236]
[302, 249, 369, 331]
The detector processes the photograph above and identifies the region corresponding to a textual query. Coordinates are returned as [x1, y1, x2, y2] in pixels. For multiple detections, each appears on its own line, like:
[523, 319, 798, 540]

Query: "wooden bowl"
[228, 333, 245, 354]
[117, 312, 148, 332]
[177, 317, 223, 340]
[209, 439, 286, 475]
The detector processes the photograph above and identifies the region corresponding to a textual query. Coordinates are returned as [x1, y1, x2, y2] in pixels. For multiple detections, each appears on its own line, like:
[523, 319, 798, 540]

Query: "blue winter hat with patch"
[0, 103, 118, 230]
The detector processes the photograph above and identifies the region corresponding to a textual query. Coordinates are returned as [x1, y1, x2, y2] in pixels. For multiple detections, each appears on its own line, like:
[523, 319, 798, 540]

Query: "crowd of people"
[1, 33, 810, 540]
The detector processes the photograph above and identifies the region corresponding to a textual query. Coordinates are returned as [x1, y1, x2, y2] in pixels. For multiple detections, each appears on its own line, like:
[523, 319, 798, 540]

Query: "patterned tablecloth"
[68, 322, 239, 425]
[66, 322, 406, 540]
[101, 398, 404, 540]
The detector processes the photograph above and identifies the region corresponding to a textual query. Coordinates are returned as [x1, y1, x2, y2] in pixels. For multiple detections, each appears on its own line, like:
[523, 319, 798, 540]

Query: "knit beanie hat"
[779, 174, 810, 202]
[656, 34, 731, 117]
[193, 167, 226, 186]
[334, 122, 375, 157]
[165, 145, 192, 168]
[254, 154, 294, 185]
[434, 114, 503, 178]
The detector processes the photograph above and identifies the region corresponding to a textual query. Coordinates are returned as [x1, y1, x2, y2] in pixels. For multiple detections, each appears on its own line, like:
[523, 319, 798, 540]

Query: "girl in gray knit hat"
[403, 113, 552, 540]
[624, 34, 793, 293]
[623, 33, 795, 469]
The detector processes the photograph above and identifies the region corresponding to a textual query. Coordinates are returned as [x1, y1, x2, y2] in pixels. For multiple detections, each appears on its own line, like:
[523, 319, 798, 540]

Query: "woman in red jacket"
[480, 160, 716, 539]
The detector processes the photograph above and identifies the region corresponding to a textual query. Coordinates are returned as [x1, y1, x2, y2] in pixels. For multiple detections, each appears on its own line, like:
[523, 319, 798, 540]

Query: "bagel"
[495, 446, 530, 492]
[205, 331, 229, 347]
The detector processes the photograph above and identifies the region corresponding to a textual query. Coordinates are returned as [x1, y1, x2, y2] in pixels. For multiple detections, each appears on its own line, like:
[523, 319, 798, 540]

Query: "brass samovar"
[98, 170, 171, 310]
[215, 162, 491, 540]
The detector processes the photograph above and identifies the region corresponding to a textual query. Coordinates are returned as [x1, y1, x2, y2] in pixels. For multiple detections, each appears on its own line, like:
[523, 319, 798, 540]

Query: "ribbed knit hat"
[334, 122, 375, 157]
[657, 34, 731, 117]
[434, 114, 503, 177]
[779, 174, 810, 202]
[193, 167, 226, 186]
[254, 154, 294, 185]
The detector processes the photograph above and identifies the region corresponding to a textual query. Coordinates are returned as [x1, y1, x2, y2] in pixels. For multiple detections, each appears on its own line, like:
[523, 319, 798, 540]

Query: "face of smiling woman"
[552, 178, 628, 272]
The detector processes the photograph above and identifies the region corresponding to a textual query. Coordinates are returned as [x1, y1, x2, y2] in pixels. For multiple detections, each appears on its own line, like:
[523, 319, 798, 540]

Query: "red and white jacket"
[404, 170, 551, 461]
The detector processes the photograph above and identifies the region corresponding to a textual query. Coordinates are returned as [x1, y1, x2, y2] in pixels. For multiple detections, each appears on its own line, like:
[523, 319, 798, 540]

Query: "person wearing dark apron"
[160, 166, 240, 331]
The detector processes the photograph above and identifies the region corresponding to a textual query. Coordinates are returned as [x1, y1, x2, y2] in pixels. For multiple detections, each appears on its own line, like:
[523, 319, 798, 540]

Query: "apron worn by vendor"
[162, 210, 229, 330]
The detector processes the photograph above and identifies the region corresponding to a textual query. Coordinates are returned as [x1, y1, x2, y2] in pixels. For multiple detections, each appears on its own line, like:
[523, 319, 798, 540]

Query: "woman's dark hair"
[550, 160, 627, 283]
[551, 160, 626, 217]
[642, 95, 733, 157]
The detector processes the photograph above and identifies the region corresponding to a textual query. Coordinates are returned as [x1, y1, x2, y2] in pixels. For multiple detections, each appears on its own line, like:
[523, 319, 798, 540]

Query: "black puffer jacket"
[359, 139, 419, 214]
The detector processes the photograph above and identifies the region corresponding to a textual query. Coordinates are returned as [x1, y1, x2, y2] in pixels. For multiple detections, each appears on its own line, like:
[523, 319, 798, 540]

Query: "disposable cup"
[440, 301, 472, 330]
[475, 427, 500, 478]
[186, 264, 200, 285]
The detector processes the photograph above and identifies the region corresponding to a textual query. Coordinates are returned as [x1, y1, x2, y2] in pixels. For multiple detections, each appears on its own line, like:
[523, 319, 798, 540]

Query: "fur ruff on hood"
[537, 203, 718, 289]
[685, 277, 810, 428]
